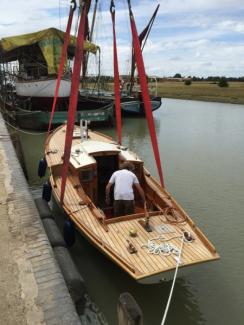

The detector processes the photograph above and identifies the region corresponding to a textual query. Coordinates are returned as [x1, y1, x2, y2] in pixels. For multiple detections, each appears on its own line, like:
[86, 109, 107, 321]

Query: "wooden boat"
[0, 28, 106, 129]
[45, 123, 219, 284]
[0, 28, 98, 100]
[78, 1, 162, 117]
[79, 88, 162, 116]
[15, 76, 71, 98]
[120, 96, 161, 116]
[0, 91, 114, 130]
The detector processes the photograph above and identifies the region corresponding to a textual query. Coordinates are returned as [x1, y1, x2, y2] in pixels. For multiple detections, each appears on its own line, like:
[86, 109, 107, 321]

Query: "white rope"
[161, 235, 185, 325]
[141, 235, 183, 257]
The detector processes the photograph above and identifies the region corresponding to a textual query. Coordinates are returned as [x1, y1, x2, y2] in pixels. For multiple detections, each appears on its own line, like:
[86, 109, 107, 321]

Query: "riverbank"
[0, 114, 81, 325]
[94, 80, 244, 105]
[156, 81, 244, 105]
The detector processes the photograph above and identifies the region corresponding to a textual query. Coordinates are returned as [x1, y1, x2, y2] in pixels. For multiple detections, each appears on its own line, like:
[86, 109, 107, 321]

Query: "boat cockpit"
[69, 139, 147, 218]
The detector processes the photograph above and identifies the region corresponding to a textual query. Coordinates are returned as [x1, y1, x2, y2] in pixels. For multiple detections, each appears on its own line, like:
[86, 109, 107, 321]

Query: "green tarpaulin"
[0, 28, 99, 74]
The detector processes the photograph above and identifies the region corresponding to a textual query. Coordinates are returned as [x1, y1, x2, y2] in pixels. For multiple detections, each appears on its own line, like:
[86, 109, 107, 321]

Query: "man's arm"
[105, 182, 113, 205]
[134, 183, 145, 203]
[105, 172, 116, 205]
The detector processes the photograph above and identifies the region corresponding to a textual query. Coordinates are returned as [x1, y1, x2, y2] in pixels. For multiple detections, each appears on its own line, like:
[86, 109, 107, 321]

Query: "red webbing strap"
[47, 3, 75, 135]
[110, 1, 122, 144]
[60, 2, 86, 204]
[128, 5, 165, 187]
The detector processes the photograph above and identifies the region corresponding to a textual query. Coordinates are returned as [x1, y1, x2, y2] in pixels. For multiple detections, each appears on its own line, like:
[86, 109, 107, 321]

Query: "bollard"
[118, 292, 143, 325]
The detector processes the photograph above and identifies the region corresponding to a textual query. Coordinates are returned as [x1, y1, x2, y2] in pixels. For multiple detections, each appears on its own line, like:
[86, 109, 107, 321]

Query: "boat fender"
[38, 158, 47, 178]
[63, 219, 76, 247]
[42, 218, 66, 248]
[34, 197, 53, 219]
[42, 181, 52, 202]
[53, 246, 86, 305]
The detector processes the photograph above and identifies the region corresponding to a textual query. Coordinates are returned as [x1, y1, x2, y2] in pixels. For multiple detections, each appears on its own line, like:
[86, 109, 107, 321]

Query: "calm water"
[20, 98, 244, 325]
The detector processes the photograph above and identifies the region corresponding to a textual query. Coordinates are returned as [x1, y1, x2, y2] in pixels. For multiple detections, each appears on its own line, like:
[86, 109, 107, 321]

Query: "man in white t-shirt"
[105, 162, 145, 217]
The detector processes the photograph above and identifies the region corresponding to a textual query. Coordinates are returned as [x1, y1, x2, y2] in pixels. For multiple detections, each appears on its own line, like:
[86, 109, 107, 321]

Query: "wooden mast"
[82, 0, 99, 87]
[129, 5, 159, 95]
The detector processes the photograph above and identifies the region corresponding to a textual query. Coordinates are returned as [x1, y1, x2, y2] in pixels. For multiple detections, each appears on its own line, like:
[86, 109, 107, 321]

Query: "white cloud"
[0, 0, 243, 77]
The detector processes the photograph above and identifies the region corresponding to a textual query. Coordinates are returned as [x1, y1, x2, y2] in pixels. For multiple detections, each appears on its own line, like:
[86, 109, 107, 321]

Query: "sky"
[0, 0, 244, 78]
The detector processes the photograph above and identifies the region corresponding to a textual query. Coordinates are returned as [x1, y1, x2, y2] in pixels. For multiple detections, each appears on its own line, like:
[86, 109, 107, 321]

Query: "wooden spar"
[90, 0, 99, 41]
[110, 0, 122, 144]
[129, 4, 160, 95]
[141, 5, 160, 52]
[82, 0, 99, 85]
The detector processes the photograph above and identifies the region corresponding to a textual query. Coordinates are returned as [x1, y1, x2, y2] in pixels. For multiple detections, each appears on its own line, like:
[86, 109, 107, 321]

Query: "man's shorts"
[113, 200, 134, 217]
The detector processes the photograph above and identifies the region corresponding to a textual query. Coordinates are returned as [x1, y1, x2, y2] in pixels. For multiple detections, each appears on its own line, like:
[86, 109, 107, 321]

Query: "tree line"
[170, 74, 244, 82]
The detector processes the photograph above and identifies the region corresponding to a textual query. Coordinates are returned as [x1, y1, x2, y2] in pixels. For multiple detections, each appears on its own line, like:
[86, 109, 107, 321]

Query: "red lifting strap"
[110, 1, 122, 145]
[60, 3, 87, 204]
[47, 4, 75, 135]
[128, 6, 165, 187]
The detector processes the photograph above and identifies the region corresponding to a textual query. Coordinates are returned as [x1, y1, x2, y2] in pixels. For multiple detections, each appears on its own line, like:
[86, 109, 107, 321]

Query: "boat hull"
[14, 106, 113, 130]
[79, 90, 162, 116]
[0, 94, 114, 130]
[15, 78, 71, 98]
[120, 97, 161, 116]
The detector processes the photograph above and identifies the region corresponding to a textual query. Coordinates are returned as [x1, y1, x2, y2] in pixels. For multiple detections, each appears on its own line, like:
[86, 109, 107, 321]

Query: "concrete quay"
[0, 113, 81, 325]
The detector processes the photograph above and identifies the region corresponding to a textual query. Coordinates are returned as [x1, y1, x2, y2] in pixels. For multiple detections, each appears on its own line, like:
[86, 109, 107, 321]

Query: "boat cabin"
[69, 138, 143, 215]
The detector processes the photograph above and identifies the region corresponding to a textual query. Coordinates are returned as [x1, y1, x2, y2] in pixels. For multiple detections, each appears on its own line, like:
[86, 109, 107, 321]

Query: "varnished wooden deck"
[46, 125, 219, 282]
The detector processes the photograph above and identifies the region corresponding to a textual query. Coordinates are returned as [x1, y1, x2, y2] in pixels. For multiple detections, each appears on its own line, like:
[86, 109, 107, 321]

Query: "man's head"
[120, 162, 135, 171]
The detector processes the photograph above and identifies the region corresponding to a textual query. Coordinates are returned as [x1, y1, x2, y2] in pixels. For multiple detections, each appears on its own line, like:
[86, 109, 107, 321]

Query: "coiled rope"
[141, 235, 183, 257]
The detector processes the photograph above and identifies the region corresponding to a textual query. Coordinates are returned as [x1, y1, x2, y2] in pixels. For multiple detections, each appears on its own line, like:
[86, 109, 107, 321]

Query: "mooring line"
[161, 235, 185, 325]
[3, 119, 48, 136]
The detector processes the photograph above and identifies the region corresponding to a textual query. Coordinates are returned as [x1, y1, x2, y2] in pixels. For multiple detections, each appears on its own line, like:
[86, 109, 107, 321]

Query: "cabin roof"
[70, 140, 142, 169]
[78, 140, 120, 155]
[119, 149, 142, 163]
[70, 150, 96, 169]
[70, 141, 120, 169]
